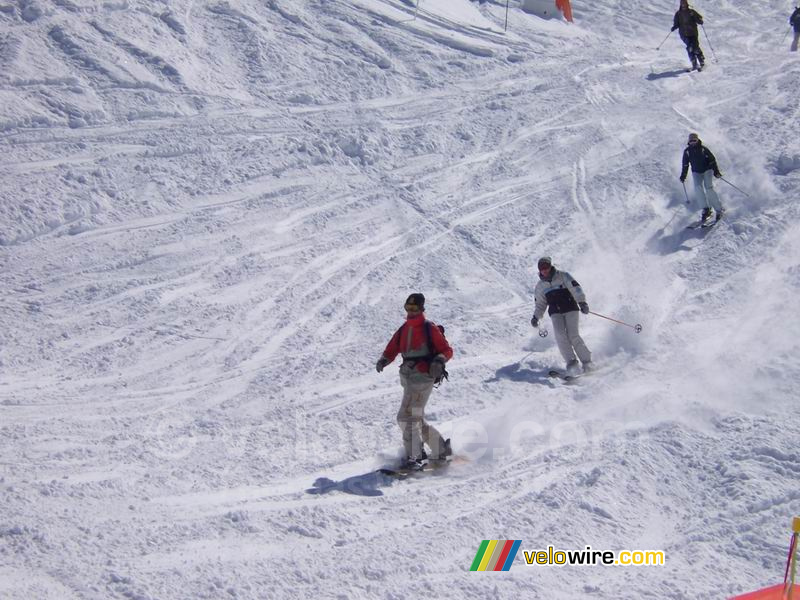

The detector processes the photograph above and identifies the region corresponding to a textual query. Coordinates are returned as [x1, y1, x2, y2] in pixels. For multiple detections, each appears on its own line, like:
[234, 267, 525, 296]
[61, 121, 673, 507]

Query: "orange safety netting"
[731, 519, 800, 600]
[555, 0, 573, 22]
[729, 584, 800, 600]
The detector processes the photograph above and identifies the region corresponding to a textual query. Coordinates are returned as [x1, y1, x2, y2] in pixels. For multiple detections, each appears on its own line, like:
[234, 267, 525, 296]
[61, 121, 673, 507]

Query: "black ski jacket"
[672, 8, 703, 39]
[681, 141, 720, 178]
[791, 8, 800, 32]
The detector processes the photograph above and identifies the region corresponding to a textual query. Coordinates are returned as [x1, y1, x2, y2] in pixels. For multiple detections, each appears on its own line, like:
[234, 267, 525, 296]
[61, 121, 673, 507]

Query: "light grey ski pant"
[691, 170, 723, 213]
[397, 366, 445, 459]
[792, 31, 799, 52]
[550, 310, 592, 365]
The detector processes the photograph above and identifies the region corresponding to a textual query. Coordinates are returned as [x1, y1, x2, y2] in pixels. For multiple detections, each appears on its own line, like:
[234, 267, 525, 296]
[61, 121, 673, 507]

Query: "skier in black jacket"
[790, 7, 800, 51]
[671, 0, 706, 70]
[680, 133, 725, 224]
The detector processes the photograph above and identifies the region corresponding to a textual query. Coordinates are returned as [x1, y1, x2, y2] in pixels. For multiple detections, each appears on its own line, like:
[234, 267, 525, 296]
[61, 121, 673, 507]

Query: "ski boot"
[430, 438, 452, 463]
[566, 359, 581, 376]
[400, 448, 427, 471]
[700, 207, 713, 224]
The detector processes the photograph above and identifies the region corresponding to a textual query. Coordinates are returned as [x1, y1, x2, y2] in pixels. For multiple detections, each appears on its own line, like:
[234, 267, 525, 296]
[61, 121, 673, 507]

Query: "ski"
[548, 369, 581, 382]
[686, 219, 708, 230]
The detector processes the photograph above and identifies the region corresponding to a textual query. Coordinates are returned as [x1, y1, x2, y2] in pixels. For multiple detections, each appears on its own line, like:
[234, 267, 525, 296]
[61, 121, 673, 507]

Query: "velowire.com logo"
[469, 540, 522, 571]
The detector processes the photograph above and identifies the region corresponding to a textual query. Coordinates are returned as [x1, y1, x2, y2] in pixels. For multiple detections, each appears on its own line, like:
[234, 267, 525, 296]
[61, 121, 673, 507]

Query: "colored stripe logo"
[470, 540, 521, 571]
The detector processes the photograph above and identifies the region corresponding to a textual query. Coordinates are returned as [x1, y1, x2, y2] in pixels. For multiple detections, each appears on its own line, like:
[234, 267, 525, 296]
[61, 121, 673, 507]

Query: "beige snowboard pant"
[397, 366, 445, 459]
[550, 310, 592, 365]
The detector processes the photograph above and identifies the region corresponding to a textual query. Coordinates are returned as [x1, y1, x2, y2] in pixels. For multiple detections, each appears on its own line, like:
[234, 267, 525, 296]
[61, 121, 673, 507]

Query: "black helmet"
[404, 293, 425, 311]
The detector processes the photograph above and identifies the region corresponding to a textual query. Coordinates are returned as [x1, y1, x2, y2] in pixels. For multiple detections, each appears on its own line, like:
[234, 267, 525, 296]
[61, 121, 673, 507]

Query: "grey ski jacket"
[533, 268, 587, 319]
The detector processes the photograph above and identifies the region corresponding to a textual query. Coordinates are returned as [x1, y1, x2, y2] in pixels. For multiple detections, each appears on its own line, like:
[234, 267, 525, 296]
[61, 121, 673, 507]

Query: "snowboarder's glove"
[530, 316, 539, 328]
[429, 356, 446, 380]
[375, 357, 389, 373]
[579, 302, 589, 314]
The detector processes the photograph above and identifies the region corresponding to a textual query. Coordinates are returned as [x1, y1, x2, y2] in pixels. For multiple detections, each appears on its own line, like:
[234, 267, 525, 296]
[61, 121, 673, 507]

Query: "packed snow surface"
[1, 0, 799, 598]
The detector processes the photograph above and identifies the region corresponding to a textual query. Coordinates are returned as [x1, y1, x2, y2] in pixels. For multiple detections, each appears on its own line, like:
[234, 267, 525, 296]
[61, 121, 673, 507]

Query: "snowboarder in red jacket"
[376, 293, 453, 469]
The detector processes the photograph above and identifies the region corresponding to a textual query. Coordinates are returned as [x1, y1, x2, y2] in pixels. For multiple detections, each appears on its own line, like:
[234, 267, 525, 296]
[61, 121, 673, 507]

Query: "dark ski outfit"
[790, 7, 800, 52]
[375, 293, 453, 464]
[530, 257, 592, 374]
[680, 133, 724, 222]
[672, 3, 706, 69]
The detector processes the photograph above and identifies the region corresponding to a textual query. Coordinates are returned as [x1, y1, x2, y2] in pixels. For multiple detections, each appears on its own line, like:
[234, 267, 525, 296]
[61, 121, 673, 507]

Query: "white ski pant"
[550, 311, 592, 365]
[792, 31, 800, 52]
[397, 368, 445, 459]
[691, 170, 723, 213]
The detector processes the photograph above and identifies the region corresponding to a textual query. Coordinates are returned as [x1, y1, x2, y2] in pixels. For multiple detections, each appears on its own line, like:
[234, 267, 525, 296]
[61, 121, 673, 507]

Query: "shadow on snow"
[646, 68, 690, 80]
[306, 469, 399, 497]
[485, 361, 554, 385]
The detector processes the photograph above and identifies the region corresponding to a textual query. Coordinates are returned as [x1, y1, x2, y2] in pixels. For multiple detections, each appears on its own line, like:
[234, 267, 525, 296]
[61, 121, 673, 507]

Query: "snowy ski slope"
[1, 0, 799, 598]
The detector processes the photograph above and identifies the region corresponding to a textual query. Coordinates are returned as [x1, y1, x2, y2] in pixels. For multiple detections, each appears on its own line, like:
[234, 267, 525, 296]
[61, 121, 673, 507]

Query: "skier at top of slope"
[790, 6, 800, 51]
[671, 0, 706, 71]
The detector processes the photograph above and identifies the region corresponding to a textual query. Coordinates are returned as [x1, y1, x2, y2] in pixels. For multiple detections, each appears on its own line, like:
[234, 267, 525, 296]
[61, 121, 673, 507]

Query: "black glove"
[530, 316, 539, 328]
[579, 302, 589, 315]
[375, 357, 389, 373]
[679, 175, 686, 183]
[429, 356, 446, 380]
[714, 171, 722, 178]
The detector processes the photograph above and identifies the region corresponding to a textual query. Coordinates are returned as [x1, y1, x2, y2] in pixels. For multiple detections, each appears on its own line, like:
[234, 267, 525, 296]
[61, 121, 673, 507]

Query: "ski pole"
[782, 28, 791, 44]
[719, 176, 751, 198]
[656, 29, 674, 50]
[538, 328, 549, 338]
[681, 180, 691, 205]
[504, 0, 510, 32]
[663, 205, 683, 229]
[588, 311, 643, 333]
[701, 24, 718, 62]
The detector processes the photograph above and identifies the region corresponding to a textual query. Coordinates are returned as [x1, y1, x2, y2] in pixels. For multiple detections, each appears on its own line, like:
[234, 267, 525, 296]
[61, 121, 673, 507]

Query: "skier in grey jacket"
[530, 256, 593, 375]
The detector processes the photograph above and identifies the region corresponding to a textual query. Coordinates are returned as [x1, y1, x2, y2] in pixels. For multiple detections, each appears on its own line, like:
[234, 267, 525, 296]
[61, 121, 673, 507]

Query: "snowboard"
[378, 455, 467, 479]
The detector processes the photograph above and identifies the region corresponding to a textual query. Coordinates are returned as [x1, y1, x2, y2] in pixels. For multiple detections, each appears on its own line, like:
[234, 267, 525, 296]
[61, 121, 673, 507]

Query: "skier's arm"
[563, 272, 587, 305]
[671, 13, 678, 31]
[533, 285, 548, 321]
[693, 10, 703, 25]
[429, 324, 453, 362]
[680, 149, 690, 180]
[704, 148, 721, 176]
[380, 327, 403, 364]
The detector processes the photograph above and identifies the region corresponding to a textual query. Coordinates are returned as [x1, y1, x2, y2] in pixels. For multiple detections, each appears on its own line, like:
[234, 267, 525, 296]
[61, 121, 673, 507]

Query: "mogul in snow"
[680, 132, 725, 225]
[530, 257, 593, 376]
[790, 6, 800, 51]
[671, 0, 706, 71]
[375, 293, 453, 470]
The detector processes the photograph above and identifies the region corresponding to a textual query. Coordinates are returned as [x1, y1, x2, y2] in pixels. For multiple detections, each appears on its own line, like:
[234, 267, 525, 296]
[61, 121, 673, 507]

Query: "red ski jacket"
[381, 314, 453, 374]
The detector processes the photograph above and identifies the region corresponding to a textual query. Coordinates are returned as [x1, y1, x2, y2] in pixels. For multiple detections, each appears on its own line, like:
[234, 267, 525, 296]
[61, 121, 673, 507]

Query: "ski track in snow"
[1, 0, 800, 598]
